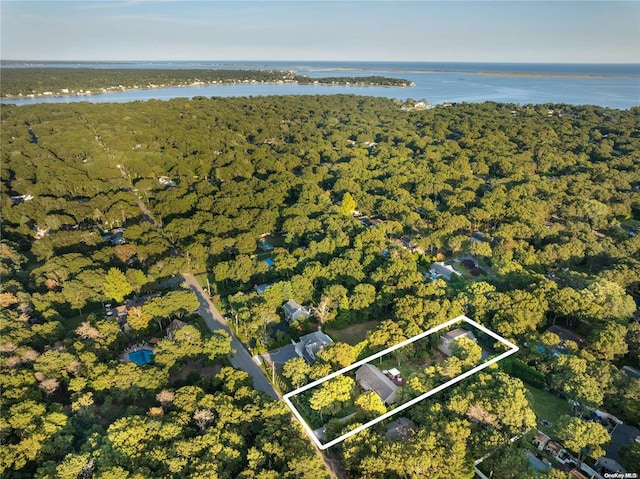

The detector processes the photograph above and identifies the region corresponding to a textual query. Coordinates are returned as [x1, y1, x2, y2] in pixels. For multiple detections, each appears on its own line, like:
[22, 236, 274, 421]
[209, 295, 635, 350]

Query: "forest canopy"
[1, 94, 639, 478]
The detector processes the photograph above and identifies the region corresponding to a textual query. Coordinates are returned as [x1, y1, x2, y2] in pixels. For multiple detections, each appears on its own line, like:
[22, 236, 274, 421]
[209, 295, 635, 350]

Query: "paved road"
[182, 274, 277, 399]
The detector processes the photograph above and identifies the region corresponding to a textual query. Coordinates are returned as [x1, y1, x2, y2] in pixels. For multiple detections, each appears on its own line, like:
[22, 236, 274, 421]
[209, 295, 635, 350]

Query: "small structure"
[533, 430, 551, 450]
[471, 231, 489, 244]
[293, 330, 333, 364]
[385, 417, 416, 441]
[356, 364, 398, 405]
[438, 328, 477, 357]
[166, 319, 187, 339]
[158, 176, 177, 187]
[429, 261, 461, 281]
[283, 299, 312, 323]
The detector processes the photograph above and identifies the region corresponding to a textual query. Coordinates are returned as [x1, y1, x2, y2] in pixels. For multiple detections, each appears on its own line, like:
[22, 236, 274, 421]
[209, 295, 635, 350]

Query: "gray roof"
[430, 262, 460, 280]
[443, 328, 476, 342]
[546, 325, 583, 345]
[295, 331, 333, 363]
[385, 417, 416, 441]
[356, 364, 397, 403]
[284, 299, 303, 315]
[607, 424, 640, 464]
[621, 366, 640, 379]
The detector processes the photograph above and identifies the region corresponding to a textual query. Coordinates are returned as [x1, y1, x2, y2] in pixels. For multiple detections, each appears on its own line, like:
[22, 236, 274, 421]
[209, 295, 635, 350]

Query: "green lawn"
[327, 320, 380, 345]
[525, 385, 573, 435]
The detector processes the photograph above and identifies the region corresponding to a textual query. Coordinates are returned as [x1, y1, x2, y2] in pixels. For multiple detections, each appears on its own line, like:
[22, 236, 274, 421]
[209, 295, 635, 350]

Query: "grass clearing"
[327, 320, 380, 345]
[525, 385, 573, 436]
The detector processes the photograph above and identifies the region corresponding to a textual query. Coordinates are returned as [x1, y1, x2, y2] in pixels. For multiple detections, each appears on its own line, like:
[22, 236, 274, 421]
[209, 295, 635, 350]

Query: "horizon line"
[2, 59, 640, 65]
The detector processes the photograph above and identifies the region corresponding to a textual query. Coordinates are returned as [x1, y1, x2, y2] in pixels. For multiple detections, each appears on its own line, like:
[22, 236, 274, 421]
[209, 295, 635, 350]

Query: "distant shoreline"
[0, 80, 414, 100]
[0, 68, 414, 99]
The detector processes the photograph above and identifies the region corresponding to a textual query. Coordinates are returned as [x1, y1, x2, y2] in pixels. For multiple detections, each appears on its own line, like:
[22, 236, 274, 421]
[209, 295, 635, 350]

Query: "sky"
[1, 1, 639, 63]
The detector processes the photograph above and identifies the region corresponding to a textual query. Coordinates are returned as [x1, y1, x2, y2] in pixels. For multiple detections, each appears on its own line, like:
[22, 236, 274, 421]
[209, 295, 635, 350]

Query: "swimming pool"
[128, 348, 154, 365]
[526, 451, 551, 471]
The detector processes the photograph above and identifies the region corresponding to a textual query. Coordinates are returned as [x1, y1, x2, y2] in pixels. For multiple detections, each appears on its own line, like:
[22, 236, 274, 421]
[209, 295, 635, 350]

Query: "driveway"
[262, 344, 298, 366]
[182, 274, 277, 399]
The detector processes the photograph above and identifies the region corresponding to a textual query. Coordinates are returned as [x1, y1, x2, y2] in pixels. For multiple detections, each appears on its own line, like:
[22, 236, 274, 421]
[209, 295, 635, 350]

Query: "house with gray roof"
[284, 299, 312, 323]
[385, 417, 416, 441]
[429, 261, 461, 280]
[293, 330, 333, 363]
[356, 364, 398, 405]
[438, 328, 477, 356]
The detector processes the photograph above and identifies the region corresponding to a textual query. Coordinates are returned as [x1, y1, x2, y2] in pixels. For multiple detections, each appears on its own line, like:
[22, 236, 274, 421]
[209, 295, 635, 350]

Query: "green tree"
[354, 391, 386, 417]
[282, 358, 312, 389]
[338, 192, 357, 217]
[556, 415, 610, 463]
[103, 268, 133, 303]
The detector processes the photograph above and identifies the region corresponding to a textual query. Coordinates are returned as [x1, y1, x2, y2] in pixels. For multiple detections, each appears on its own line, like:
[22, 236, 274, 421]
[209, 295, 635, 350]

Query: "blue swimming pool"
[526, 451, 550, 471]
[128, 349, 154, 365]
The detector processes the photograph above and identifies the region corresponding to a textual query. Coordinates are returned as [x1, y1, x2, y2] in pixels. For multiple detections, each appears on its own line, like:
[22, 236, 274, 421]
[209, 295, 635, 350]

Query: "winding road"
[182, 274, 278, 399]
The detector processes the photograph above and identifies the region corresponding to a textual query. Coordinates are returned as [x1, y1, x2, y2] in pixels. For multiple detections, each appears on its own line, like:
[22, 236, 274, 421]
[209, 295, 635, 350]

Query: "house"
[293, 330, 333, 363]
[438, 328, 477, 357]
[356, 364, 398, 405]
[429, 261, 461, 281]
[385, 417, 416, 441]
[166, 319, 187, 338]
[158, 176, 177, 187]
[255, 283, 272, 295]
[621, 365, 640, 379]
[545, 325, 584, 347]
[283, 299, 312, 323]
[10, 194, 34, 204]
[471, 231, 489, 244]
[533, 430, 551, 450]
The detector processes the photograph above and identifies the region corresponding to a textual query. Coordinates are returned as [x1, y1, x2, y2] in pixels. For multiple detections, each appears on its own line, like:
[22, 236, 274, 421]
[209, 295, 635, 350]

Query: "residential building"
[385, 417, 416, 441]
[438, 328, 477, 357]
[429, 261, 461, 280]
[293, 330, 333, 363]
[356, 364, 398, 405]
[283, 299, 312, 323]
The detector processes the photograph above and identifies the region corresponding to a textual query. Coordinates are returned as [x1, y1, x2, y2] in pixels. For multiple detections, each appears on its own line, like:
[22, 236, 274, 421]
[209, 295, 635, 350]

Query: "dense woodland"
[1, 94, 640, 478]
[0, 69, 413, 98]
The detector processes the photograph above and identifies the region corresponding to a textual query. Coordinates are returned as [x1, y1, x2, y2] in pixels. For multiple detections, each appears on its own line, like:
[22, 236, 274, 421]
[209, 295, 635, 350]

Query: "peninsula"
[0, 68, 414, 98]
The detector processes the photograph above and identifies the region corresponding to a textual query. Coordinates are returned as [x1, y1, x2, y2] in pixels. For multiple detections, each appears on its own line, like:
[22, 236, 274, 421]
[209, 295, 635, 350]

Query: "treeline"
[1, 96, 640, 477]
[0, 68, 413, 97]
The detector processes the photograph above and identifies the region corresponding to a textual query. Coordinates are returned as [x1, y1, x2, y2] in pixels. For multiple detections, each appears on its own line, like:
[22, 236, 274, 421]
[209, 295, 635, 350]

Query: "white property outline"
[283, 315, 519, 450]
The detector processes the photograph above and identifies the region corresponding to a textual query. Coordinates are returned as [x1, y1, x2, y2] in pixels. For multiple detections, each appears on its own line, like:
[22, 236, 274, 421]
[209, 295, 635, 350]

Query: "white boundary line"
[282, 315, 518, 450]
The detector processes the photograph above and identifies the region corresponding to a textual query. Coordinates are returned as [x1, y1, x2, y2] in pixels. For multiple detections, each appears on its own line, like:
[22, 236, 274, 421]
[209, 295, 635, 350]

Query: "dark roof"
[385, 417, 416, 441]
[546, 325, 583, 345]
[607, 424, 640, 464]
[621, 366, 640, 379]
[356, 364, 397, 403]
